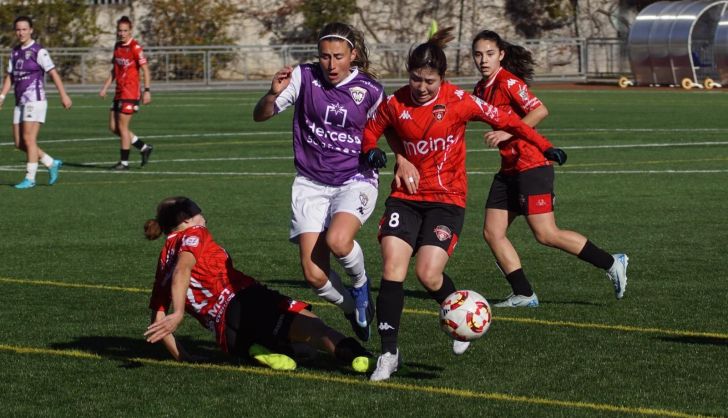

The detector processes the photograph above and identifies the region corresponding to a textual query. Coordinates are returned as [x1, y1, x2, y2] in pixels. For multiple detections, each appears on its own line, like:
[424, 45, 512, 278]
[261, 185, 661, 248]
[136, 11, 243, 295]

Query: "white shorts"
[289, 175, 378, 242]
[13, 101, 48, 124]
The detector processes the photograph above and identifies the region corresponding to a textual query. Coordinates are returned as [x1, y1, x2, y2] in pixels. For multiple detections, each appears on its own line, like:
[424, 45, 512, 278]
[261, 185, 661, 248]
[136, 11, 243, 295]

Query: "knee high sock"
[506, 268, 533, 297]
[427, 272, 457, 305]
[313, 270, 354, 314]
[377, 279, 404, 354]
[335, 240, 367, 288]
[577, 240, 615, 270]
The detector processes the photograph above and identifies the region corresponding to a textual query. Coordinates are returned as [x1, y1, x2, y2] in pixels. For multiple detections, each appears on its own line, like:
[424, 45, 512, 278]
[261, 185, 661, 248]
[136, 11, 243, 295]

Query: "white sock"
[40, 154, 53, 167]
[313, 270, 354, 314]
[26, 162, 38, 181]
[130, 135, 139, 145]
[336, 241, 367, 288]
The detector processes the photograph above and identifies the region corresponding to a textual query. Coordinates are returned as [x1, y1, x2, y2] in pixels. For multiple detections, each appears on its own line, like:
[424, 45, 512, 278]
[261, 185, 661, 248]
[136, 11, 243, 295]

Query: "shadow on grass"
[50, 335, 227, 367]
[657, 335, 728, 347]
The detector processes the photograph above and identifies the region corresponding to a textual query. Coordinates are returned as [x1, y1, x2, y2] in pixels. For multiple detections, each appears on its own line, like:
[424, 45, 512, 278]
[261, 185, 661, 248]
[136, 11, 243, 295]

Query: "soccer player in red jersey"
[361, 28, 554, 381]
[471, 30, 628, 309]
[143, 197, 374, 372]
[100, 16, 153, 170]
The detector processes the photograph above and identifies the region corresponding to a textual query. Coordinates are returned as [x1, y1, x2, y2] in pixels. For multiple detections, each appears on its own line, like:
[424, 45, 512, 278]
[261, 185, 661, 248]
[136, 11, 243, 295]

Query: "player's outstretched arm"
[253, 66, 293, 122]
[99, 71, 113, 98]
[144, 252, 195, 343]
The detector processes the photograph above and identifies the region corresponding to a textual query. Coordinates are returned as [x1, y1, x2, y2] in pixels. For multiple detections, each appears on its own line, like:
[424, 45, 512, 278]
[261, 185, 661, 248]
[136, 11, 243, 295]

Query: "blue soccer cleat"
[14, 178, 36, 189]
[48, 159, 62, 185]
[350, 276, 375, 328]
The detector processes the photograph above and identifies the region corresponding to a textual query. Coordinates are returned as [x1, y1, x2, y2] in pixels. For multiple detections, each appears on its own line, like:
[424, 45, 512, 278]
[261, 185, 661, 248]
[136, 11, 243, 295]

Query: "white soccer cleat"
[607, 253, 629, 300]
[370, 350, 400, 382]
[452, 340, 470, 355]
[493, 292, 539, 308]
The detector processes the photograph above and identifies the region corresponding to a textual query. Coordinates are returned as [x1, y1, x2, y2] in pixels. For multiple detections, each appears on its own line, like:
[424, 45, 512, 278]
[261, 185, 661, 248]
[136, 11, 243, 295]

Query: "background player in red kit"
[361, 28, 555, 381]
[143, 196, 373, 373]
[100, 16, 153, 170]
[471, 30, 628, 308]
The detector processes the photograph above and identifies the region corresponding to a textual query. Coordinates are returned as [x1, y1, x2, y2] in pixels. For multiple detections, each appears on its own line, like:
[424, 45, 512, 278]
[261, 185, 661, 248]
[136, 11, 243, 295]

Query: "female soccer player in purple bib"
[253, 22, 384, 341]
[0, 16, 72, 189]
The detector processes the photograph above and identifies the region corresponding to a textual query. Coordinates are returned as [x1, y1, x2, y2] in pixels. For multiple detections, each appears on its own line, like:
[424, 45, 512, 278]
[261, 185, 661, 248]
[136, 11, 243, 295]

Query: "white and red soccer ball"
[440, 290, 492, 341]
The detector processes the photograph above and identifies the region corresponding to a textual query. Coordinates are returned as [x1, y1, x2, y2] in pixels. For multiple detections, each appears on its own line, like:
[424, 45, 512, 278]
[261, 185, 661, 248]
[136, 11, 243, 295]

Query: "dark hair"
[144, 197, 202, 240]
[117, 16, 133, 28]
[472, 30, 536, 83]
[407, 27, 455, 77]
[14, 16, 33, 28]
[318, 22, 376, 79]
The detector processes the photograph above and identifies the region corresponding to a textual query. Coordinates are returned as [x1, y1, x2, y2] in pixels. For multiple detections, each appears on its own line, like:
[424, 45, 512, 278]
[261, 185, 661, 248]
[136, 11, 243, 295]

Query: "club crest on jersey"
[183, 236, 200, 247]
[433, 104, 447, 121]
[349, 86, 367, 105]
[433, 225, 452, 241]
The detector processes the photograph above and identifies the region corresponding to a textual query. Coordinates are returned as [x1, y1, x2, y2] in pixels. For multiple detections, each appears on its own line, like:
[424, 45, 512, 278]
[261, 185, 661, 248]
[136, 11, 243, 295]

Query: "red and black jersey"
[111, 39, 147, 100]
[363, 81, 552, 208]
[473, 67, 551, 174]
[149, 225, 257, 350]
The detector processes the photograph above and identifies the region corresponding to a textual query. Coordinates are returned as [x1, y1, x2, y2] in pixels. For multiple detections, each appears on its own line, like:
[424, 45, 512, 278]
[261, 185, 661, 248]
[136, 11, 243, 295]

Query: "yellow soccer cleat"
[248, 344, 296, 371]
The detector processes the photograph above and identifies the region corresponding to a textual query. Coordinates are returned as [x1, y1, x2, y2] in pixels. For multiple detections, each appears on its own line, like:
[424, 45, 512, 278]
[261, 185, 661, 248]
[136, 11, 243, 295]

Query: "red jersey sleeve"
[178, 227, 208, 260]
[362, 97, 393, 153]
[133, 42, 147, 66]
[503, 77, 542, 114]
[465, 94, 552, 152]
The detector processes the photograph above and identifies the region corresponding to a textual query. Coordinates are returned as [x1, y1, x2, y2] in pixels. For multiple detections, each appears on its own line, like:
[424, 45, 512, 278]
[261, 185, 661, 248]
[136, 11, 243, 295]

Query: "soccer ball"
[439, 290, 492, 341]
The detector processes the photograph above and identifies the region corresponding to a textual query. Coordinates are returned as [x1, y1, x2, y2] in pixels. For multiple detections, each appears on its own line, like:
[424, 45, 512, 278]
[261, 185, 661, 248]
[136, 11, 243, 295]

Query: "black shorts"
[111, 99, 140, 115]
[378, 197, 464, 256]
[485, 165, 555, 216]
[224, 285, 310, 357]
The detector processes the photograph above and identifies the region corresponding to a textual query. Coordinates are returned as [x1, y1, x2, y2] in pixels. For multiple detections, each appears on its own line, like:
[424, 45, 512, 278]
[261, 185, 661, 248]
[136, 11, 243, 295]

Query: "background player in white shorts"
[0, 16, 72, 189]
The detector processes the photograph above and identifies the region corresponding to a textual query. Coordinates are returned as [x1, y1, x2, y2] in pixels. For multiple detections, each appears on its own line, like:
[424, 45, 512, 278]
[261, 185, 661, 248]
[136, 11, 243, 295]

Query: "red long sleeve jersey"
[363, 82, 552, 207]
[149, 225, 257, 351]
[473, 68, 552, 174]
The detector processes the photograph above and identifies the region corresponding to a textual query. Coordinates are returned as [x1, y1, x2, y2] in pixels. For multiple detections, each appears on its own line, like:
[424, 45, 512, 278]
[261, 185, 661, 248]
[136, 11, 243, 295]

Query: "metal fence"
[0, 38, 629, 91]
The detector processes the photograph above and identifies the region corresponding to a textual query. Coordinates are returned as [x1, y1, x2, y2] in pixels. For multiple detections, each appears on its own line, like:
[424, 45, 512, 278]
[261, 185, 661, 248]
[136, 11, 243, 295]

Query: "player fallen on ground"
[143, 196, 374, 373]
[361, 27, 556, 381]
[471, 30, 628, 307]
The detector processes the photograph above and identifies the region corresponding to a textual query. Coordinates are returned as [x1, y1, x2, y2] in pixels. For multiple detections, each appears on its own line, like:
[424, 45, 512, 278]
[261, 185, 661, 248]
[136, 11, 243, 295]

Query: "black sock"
[506, 268, 533, 296]
[132, 139, 146, 150]
[427, 272, 457, 305]
[577, 240, 614, 270]
[377, 279, 404, 355]
[334, 337, 370, 363]
[120, 149, 130, 161]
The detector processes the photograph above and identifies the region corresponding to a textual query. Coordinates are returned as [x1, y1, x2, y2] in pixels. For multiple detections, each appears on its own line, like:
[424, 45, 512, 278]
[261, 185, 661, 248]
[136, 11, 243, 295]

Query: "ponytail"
[407, 27, 455, 76]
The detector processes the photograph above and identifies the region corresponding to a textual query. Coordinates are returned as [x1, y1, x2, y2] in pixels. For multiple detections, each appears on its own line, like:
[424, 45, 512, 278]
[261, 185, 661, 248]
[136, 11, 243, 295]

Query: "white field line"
[3, 127, 728, 147]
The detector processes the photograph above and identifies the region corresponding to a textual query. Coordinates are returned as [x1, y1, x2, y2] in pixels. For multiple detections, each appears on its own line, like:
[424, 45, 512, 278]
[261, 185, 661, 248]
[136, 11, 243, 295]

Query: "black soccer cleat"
[141, 145, 154, 167]
[110, 162, 130, 171]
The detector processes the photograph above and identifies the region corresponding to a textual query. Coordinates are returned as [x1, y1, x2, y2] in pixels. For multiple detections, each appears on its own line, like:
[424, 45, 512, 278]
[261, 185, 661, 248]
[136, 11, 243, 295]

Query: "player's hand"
[99, 88, 106, 98]
[60, 94, 72, 110]
[484, 130, 512, 147]
[394, 155, 419, 194]
[269, 66, 293, 96]
[144, 311, 183, 343]
[363, 148, 387, 169]
[142, 90, 151, 105]
[544, 147, 567, 165]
